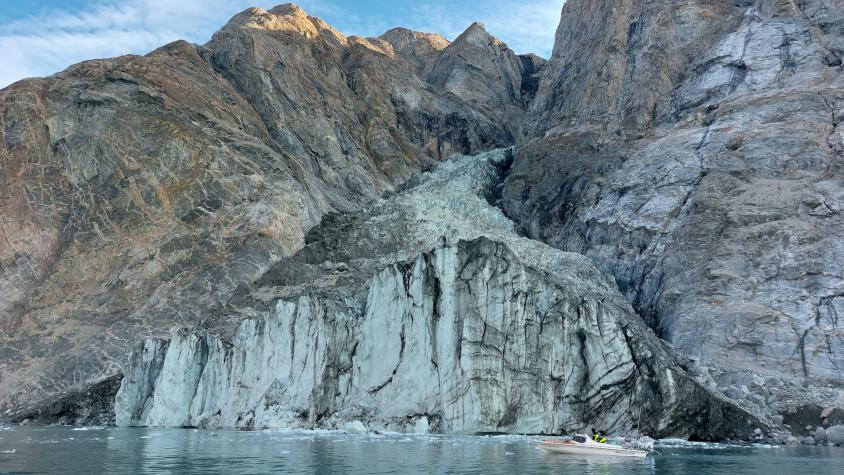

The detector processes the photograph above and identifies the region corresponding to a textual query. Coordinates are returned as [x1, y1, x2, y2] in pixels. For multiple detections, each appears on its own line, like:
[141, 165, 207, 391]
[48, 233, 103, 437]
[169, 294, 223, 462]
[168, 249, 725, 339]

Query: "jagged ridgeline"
[1, 0, 842, 442]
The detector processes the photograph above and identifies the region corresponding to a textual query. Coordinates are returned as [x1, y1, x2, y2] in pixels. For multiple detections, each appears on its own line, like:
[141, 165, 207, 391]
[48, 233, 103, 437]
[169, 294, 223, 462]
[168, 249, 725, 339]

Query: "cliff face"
[0, 5, 536, 421]
[0, 0, 840, 439]
[505, 0, 844, 416]
[114, 150, 764, 439]
[527, 0, 743, 135]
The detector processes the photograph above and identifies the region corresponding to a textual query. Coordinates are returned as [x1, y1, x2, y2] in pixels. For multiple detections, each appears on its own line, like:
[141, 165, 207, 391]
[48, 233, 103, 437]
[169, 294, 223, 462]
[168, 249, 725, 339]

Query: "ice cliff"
[114, 150, 764, 439]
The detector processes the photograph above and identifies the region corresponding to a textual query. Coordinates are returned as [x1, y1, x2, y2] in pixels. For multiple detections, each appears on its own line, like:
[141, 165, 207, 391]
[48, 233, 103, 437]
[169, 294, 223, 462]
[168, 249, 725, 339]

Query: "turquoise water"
[1, 426, 842, 474]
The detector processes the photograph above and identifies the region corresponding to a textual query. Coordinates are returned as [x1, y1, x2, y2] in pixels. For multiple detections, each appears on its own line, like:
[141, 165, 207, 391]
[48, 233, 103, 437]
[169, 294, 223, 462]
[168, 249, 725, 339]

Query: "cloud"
[482, 0, 562, 56]
[0, 0, 564, 88]
[0, 29, 172, 87]
[0, 0, 268, 88]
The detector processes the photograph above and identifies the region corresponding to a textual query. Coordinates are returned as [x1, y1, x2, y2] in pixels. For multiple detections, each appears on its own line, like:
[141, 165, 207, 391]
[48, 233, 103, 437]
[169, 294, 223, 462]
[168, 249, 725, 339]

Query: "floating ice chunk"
[343, 421, 368, 434]
[412, 417, 429, 434]
[656, 438, 736, 449]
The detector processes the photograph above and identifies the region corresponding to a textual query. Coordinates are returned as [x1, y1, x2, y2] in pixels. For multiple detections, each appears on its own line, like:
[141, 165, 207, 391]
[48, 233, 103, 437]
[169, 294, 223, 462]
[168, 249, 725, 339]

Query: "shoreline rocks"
[826, 425, 844, 446]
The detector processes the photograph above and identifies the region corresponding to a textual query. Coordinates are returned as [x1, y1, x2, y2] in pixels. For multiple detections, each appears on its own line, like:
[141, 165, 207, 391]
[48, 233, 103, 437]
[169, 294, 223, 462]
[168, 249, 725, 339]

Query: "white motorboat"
[537, 434, 651, 458]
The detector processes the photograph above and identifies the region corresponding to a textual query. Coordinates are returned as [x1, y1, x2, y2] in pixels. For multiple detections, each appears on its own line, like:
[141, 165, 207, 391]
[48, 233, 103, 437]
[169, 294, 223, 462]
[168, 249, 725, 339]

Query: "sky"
[0, 0, 565, 88]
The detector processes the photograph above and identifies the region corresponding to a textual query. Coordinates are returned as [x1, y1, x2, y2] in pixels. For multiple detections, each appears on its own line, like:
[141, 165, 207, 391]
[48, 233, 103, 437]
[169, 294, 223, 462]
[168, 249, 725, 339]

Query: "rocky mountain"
[1, 0, 842, 442]
[504, 0, 844, 426]
[379, 27, 449, 74]
[0, 4, 538, 424]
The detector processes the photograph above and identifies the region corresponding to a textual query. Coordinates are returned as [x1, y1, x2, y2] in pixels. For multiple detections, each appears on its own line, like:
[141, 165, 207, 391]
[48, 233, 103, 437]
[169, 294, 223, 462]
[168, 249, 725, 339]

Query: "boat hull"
[537, 442, 649, 458]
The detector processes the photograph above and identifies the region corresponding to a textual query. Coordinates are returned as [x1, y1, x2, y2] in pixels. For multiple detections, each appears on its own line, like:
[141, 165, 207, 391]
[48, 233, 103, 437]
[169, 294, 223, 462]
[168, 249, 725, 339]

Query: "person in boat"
[592, 433, 607, 443]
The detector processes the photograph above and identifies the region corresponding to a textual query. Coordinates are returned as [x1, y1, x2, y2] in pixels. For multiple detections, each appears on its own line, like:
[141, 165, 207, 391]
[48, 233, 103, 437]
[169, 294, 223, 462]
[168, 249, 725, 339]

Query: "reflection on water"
[0, 426, 842, 474]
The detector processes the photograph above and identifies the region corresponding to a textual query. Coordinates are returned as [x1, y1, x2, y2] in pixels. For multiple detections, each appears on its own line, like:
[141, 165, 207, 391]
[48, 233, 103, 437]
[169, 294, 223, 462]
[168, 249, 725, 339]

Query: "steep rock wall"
[504, 0, 844, 412]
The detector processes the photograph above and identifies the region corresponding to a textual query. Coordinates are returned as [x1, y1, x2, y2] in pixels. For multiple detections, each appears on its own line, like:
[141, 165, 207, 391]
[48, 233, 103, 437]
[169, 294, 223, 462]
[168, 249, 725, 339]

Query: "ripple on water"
[0, 427, 841, 474]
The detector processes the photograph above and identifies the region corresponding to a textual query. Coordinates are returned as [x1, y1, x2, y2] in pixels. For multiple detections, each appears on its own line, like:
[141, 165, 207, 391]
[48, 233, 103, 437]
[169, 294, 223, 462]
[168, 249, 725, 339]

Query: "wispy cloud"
[0, 0, 564, 89]
[0, 0, 269, 87]
[482, 0, 562, 56]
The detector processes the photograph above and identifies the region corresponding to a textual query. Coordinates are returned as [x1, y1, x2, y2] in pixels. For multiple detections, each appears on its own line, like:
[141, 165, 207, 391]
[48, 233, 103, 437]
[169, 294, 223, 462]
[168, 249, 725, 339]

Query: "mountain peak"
[218, 3, 346, 44]
[268, 3, 308, 18]
[454, 21, 502, 48]
[468, 21, 486, 31]
[380, 27, 449, 51]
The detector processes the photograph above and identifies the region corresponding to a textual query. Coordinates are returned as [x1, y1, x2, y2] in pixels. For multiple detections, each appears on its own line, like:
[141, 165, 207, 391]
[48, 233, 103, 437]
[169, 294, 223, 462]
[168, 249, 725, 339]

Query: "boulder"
[814, 427, 827, 443]
[821, 407, 844, 428]
[826, 425, 844, 446]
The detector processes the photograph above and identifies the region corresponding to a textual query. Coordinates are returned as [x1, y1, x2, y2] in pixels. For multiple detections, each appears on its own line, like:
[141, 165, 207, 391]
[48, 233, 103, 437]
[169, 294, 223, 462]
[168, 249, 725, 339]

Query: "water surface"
[1, 426, 842, 474]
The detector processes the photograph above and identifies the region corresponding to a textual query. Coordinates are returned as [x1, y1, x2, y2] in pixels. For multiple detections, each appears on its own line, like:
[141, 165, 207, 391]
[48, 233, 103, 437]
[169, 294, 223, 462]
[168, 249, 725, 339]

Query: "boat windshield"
[572, 435, 587, 443]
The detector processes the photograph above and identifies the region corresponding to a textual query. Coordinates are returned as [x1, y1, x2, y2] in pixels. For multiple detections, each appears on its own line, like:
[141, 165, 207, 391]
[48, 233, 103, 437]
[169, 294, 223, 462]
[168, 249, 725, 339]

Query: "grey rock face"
[518, 54, 547, 100]
[528, 0, 743, 135]
[0, 4, 531, 421]
[11, 376, 122, 426]
[115, 150, 764, 439]
[826, 424, 844, 445]
[379, 27, 450, 73]
[703, 367, 842, 433]
[2, 0, 838, 442]
[504, 0, 844, 415]
[425, 22, 533, 140]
